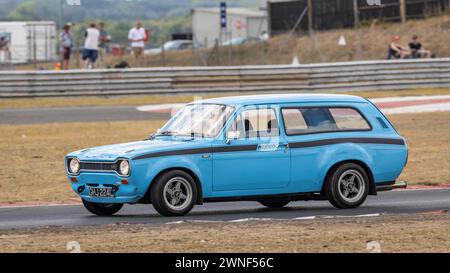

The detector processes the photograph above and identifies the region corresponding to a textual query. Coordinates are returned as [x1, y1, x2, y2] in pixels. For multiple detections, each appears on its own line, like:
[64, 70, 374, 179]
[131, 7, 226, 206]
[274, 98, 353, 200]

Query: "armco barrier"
[1, 58, 450, 98]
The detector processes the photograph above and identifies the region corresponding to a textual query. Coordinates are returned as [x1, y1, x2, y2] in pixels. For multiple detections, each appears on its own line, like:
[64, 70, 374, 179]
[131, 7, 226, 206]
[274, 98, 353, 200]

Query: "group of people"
[59, 21, 148, 70]
[388, 35, 433, 60]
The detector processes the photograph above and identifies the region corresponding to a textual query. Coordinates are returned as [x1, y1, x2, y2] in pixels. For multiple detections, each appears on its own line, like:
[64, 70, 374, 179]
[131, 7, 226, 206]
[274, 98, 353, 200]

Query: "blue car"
[65, 94, 408, 216]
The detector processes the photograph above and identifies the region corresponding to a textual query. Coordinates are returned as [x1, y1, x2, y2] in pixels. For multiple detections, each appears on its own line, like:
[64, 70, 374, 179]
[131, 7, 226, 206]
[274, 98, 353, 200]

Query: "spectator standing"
[82, 23, 100, 69]
[128, 22, 146, 62]
[98, 22, 111, 65]
[409, 35, 431, 58]
[59, 24, 74, 70]
[387, 35, 411, 59]
[0, 36, 8, 50]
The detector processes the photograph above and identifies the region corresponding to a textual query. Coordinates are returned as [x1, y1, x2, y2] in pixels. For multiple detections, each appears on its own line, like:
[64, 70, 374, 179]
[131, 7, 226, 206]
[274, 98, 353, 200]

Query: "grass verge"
[0, 88, 449, 109]
[0, 213, 449, 252]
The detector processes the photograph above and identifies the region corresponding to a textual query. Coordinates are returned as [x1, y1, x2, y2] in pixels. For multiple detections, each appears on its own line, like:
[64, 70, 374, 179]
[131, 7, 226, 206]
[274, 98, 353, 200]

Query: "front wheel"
[82, 199, 124, 216]
[151, 170, 198, 216]
[325, 163, 370, 209]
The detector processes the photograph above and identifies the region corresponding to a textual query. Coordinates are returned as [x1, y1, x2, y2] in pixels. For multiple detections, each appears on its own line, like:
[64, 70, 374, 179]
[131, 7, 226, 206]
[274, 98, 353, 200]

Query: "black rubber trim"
[133, 138, 404, 160]
[203, 192, 327, 203]
[212, 145, 258, 153]
[289, 137, 405, 148]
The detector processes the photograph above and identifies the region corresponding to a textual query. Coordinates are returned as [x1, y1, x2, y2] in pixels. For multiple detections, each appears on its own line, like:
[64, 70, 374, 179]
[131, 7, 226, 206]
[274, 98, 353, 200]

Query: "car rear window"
[281, 107, 371, 135]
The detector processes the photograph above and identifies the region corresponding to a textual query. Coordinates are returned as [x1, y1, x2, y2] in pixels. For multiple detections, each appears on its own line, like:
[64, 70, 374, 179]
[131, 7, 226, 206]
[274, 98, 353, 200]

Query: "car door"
[212, 105, 291, 192]
[281, 105, 373, 193]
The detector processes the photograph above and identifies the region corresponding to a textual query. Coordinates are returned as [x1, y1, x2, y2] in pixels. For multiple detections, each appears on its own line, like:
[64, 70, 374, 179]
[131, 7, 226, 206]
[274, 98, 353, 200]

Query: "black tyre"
[151, 170, 198, 216]
[258, 200, 290, 208]
[325, 163, 370, 209]
[82, 199, 124, 216]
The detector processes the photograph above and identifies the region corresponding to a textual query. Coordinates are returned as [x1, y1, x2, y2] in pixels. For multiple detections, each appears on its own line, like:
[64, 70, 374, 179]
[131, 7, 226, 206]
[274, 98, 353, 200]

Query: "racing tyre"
[258, 200, 290, 208]
[82, 199, 124, 216]
[151, 170, 198, 216]
[325, 163, 370, 209]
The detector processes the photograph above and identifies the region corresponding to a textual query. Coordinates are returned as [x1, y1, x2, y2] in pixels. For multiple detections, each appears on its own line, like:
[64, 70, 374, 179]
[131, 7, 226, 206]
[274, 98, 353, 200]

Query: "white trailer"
[192, 8, 268, 48]
[0, 21, 57, 64]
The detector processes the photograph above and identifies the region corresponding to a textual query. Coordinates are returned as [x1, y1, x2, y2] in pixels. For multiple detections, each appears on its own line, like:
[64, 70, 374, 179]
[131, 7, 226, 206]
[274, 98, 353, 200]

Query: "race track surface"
[2, 95, 450, 125]
[0, 189, 448, 230]
[0, 106, 170, 124]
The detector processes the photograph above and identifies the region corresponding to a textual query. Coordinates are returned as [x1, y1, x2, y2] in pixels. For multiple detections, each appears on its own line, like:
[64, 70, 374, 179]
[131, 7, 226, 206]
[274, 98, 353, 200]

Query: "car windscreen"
[158, 104, 235, 138]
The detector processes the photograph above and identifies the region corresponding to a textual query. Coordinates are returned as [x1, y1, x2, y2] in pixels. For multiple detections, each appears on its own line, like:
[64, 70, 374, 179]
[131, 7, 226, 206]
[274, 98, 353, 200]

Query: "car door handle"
[280, 143, 290, 152]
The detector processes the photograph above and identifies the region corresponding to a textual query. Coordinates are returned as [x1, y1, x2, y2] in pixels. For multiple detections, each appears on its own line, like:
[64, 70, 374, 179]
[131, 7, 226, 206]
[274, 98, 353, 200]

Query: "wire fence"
[1, 2, 449, 71]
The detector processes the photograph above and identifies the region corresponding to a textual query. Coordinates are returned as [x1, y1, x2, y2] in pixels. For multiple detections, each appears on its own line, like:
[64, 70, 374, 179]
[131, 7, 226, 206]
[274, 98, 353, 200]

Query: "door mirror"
[226, 131, 241, 144]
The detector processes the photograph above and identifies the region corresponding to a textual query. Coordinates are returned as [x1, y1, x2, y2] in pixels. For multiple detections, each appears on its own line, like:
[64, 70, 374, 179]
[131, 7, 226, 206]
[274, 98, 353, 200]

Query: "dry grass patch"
[0, 213, 449, 253]
[390, 111, 450, 184]
[0, 120, 165, 202]
[1, 88, 449, 110]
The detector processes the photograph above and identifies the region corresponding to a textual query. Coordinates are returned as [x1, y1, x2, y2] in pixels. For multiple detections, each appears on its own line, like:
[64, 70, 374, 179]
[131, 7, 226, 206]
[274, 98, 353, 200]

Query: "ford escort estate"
[65, 94, 408, 216]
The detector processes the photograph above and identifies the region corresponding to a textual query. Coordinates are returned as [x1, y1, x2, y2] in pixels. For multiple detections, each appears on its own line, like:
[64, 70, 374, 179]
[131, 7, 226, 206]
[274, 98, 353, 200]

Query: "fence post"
[353, 0, 359, 28]
[307, 0, 313, 34]
[399, 0, 406, 23]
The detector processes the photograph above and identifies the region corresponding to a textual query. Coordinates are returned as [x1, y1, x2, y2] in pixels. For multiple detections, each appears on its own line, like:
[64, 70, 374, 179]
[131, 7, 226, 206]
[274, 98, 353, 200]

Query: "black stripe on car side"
[133, 138, 404, 160]
[289, 137, 405, 148]
[133, 145, 257, 160]
[133, 147, 213, 160]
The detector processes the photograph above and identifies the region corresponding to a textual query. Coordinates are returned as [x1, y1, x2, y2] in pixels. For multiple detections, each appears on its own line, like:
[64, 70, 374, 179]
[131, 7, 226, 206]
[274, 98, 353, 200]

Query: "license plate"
[88, 187, 114, 197]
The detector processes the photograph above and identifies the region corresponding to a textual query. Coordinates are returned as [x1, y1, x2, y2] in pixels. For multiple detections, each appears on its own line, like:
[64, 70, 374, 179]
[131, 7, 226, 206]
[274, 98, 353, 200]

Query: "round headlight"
[69, 158, 80, 174]
[119, 160, 130, 176]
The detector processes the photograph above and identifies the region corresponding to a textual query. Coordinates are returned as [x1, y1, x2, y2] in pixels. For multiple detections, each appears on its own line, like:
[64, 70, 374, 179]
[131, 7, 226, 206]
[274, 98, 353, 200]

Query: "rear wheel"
[151, 170, 198, 216]
[82, 199, 124, 216]
[258, 200, 290, 208]
[325, 163, 369, 209]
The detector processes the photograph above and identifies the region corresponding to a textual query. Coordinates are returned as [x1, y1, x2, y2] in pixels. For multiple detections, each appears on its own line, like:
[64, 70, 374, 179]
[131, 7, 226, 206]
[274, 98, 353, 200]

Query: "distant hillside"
[0, 0, 263, 22]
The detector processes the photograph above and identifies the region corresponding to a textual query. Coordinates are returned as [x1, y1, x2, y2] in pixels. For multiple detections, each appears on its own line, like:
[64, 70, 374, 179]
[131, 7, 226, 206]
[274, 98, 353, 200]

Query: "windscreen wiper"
[147, 131, 178, 140]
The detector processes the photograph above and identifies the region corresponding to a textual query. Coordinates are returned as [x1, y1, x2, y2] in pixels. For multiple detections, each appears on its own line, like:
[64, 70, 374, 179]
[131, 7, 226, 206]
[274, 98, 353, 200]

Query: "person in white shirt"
[128, 22, 147, 61]
[82, 23, 100, 69]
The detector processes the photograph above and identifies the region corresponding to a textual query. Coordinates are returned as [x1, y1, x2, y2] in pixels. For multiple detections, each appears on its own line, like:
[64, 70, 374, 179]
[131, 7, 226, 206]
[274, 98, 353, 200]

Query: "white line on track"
[164, 213, 383, 225]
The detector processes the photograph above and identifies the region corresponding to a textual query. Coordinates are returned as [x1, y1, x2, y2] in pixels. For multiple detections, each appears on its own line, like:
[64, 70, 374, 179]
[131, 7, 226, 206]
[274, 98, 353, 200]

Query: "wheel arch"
[141, 167, 204, 205]
[321, 159, 377, 196]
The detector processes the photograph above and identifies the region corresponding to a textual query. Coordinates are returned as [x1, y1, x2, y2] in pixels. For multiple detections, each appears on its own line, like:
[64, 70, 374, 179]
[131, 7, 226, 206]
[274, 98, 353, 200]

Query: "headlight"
[118, 160, 130, 176]
[69, 158, 80, 174]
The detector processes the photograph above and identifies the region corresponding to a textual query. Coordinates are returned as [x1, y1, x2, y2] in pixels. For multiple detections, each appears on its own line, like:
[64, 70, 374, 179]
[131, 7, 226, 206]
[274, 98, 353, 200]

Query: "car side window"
[282, 107, 371, 135]
[329, 108, 371, 130]
[228, 107, 279, 139]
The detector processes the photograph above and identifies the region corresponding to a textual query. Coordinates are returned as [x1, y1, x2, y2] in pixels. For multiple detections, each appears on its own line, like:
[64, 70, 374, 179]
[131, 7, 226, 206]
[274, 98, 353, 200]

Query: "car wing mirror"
[226, 131, 241, 144]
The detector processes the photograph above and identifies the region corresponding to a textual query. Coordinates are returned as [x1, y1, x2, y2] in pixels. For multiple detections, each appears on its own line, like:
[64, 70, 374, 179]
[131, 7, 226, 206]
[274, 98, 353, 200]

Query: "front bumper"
[376, 181, 407, 192]
[68, 172, 143, 204]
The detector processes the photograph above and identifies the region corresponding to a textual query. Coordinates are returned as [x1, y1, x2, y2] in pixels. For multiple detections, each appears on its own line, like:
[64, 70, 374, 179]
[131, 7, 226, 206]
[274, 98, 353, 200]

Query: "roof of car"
[200, 93, 368, 105]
